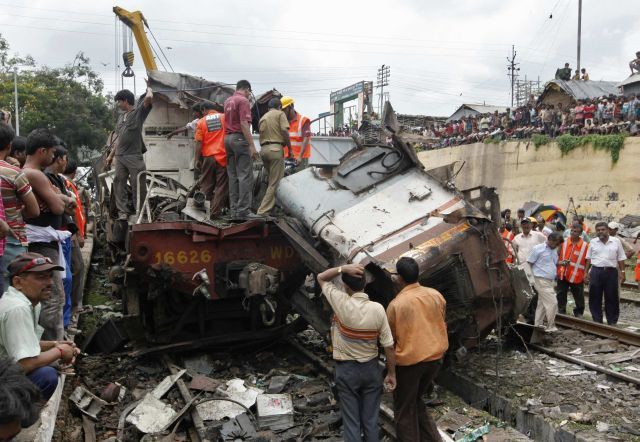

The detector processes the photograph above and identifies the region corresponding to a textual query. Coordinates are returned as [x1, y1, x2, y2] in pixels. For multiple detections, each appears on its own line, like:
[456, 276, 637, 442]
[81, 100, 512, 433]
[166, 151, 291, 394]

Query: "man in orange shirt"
[387, 257, 448, 442]
[194, 102, 228, 219]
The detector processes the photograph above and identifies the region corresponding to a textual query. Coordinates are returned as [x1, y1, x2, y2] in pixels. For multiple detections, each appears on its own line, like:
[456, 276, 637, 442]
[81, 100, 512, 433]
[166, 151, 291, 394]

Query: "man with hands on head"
[0, 253, 80, 400]
[317, 263, 396, 442]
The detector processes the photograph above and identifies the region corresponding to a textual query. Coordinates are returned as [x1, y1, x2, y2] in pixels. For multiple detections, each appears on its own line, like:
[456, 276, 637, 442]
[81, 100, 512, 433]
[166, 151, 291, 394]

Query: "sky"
[1, 0, 638, 129]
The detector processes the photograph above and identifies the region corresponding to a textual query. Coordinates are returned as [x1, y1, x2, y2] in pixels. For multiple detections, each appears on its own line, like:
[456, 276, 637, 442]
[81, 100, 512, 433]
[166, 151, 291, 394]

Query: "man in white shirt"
[317, 264, 396, 442]
[527, 232, 563, 331]
[512, 217, 547, 264]
[585, 222, 626, 325]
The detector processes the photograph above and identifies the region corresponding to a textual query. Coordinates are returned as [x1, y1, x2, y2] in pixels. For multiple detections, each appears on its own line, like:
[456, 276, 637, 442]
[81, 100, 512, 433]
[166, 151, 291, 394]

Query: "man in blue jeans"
[0, 253, 79, 400]
[317, 263, 396, 442]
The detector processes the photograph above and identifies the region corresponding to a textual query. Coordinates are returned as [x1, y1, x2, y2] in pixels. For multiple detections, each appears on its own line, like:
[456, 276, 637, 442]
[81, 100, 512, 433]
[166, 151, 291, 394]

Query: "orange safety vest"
[284, 112, 312, 160]
[64, 178, 86, 238]
[195, 110, 227, 167]
[501, 230, 515, 264]
[635, 255, 640, 282]
[557, 237, 589, 284]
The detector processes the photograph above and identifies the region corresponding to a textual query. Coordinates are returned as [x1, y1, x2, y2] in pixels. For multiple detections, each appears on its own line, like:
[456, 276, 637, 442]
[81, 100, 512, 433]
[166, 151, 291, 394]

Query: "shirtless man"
[22, 129, 75, 341]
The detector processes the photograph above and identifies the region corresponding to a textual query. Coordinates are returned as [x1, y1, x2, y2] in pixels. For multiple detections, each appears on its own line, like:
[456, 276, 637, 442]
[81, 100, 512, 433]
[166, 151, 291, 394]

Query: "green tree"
[0, 34, 114, 161]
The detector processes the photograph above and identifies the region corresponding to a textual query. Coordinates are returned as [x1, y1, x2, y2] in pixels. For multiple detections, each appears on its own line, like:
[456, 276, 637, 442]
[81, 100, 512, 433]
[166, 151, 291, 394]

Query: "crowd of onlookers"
[420, 94, 640, 148]
[0, 113, 90, 436]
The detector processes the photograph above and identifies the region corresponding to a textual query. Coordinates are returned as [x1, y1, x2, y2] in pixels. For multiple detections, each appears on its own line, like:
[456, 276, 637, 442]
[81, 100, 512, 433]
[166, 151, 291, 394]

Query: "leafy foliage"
[531, 134, 550, 148]
[0, 34, 114, 160]
[530, 133, 626, 164]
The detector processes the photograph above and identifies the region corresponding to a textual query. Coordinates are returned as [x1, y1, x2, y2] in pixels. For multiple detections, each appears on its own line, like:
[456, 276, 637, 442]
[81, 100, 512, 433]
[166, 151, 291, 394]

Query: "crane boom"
[113, 6, 158, 71]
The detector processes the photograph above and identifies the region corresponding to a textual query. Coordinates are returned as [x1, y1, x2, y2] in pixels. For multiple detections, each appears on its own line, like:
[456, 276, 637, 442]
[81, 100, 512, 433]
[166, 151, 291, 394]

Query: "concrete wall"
[418, 137, 640, 224]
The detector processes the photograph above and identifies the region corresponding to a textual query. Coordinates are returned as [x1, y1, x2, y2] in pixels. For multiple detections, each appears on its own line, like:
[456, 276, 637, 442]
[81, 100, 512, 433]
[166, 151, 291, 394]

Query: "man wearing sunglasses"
[0, 253, 80, 400]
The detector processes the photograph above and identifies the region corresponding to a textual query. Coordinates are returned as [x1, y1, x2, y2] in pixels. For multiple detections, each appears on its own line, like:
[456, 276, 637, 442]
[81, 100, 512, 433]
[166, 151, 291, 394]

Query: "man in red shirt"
[223, 80, 258, 220]
[195, 102, 228, 218]
[583, 99, 596, 131]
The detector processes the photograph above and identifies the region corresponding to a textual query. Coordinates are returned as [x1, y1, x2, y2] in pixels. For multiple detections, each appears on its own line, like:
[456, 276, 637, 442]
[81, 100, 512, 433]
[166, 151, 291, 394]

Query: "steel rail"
[530, 343, 640, 386]
[555, 313, 640, 347]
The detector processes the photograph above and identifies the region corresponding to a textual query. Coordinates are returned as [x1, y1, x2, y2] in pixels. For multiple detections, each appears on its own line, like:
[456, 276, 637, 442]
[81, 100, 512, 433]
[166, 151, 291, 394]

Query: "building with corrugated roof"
[618, 74, 640, 97]
[538, 80, 620, 108]
[447, 104, 509, 122]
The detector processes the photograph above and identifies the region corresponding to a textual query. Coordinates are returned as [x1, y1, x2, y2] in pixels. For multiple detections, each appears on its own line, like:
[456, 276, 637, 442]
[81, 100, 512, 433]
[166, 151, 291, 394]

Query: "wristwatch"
[338, 266, 342, 274]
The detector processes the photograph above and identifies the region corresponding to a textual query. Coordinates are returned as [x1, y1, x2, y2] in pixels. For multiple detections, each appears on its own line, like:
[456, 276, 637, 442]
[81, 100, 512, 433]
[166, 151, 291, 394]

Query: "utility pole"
[376, 64, 390, 116]
[577, 0, 582, 73]
[506, 45, 520, 108]
[13, 67, 19, 136]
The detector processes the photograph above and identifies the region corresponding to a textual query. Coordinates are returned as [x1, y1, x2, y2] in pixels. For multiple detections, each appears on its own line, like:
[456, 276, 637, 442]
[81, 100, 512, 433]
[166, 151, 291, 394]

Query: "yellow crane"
[113, 6, 158, 72]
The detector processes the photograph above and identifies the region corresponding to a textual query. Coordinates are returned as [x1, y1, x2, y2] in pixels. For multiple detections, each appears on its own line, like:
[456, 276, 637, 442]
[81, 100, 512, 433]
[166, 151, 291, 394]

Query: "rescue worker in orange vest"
[556, 222, 589, 317]
[499, 223, 515, 264]
[61, 159, 87, 321]
[281, 96, 312, 172]
[194, 102, 228, 219]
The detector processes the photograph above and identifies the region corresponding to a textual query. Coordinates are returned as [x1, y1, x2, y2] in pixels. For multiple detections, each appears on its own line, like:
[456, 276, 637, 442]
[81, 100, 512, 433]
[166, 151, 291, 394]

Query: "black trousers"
[394, 360, 442, 442]
[588, 266, 619, 325]
[556, 279, 585, 316]
[335, 359, 382, 442]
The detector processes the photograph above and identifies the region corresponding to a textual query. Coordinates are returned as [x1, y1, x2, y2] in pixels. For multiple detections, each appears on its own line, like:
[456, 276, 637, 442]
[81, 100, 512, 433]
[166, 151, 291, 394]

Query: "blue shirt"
[527, 242, 558, 280]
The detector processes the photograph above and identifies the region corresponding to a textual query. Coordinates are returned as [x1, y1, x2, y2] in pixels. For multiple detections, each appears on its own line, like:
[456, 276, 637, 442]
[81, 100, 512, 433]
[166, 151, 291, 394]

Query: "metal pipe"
[577, 0, 582, 72]
[13, 68, 19, 135]
[530, 344, 640, 386]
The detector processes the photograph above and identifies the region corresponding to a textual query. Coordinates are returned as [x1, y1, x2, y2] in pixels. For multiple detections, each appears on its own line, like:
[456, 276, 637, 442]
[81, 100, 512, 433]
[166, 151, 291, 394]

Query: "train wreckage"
[92, 71, 533, 355]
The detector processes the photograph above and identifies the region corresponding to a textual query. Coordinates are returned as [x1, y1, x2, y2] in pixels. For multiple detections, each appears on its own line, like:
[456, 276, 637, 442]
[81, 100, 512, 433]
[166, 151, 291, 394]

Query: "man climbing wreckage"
[93, 72, 532, 364]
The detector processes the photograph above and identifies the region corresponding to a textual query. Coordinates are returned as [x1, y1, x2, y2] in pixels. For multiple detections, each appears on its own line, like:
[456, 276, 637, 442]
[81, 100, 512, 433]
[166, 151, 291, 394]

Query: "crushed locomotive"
[94, 72, 531, 353]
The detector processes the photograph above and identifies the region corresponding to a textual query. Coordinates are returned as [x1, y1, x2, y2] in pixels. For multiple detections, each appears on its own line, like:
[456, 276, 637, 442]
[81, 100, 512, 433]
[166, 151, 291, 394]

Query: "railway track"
[555, 313, 640, 347]
[531, 314, 640, 386]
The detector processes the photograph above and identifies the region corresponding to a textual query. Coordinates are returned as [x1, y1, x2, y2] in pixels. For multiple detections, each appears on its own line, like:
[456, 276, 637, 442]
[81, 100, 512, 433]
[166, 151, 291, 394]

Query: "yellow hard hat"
[281, 96, 294, 109]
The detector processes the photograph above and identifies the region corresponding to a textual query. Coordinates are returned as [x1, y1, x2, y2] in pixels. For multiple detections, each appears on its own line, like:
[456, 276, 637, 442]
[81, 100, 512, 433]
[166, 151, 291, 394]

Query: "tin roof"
[447, 104, 509, 121]
[617, 73, 640, 88]
[541, 80, 620, 101]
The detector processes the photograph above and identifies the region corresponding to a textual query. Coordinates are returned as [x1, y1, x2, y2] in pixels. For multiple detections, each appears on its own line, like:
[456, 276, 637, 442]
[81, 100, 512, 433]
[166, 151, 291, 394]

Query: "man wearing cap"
[281, 96, 312, 173]
[512, 217, 547, 265]
[608, 222, 635, 260]
[223, 80, 258, 220]
[0, 253, 79, 400]
[256, 98, 290, 216]
[585, 222, 626, 325]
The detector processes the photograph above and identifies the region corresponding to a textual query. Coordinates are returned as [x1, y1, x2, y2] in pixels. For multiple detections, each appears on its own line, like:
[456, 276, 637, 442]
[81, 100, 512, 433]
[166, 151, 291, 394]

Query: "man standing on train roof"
[281, 96, 312, 173]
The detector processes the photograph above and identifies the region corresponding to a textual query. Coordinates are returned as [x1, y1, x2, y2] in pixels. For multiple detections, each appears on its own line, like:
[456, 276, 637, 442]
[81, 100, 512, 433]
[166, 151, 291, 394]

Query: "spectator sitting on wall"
[629, 51, 640, 75]
[572, 69, 581, 80]
[581, 68, 589, 81]
[555, 63, 572, 81]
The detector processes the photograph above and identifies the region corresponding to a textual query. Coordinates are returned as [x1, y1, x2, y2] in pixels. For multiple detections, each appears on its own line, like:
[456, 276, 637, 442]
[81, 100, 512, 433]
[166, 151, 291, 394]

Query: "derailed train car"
[98, 73, 531, 352]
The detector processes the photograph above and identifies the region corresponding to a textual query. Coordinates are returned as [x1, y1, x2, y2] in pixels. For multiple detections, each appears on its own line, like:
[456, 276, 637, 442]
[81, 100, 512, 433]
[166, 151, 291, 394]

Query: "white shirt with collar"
[0, 286, 43, 362]
[586, 236, 626, 268]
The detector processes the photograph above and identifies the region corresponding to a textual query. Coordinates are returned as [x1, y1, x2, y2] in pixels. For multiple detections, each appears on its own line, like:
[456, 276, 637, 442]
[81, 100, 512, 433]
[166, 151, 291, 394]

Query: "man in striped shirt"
[318, 264, 396, 442]
[0, 124, 39, 293]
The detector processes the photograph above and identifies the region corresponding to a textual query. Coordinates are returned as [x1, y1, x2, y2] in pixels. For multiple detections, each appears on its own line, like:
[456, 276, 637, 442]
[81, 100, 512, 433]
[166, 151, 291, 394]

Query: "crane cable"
[146, 24, 175, 72]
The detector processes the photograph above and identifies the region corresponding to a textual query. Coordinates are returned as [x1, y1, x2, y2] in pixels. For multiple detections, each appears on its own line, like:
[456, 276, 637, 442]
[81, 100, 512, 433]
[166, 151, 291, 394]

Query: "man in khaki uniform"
[257, 98, 290, 216]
